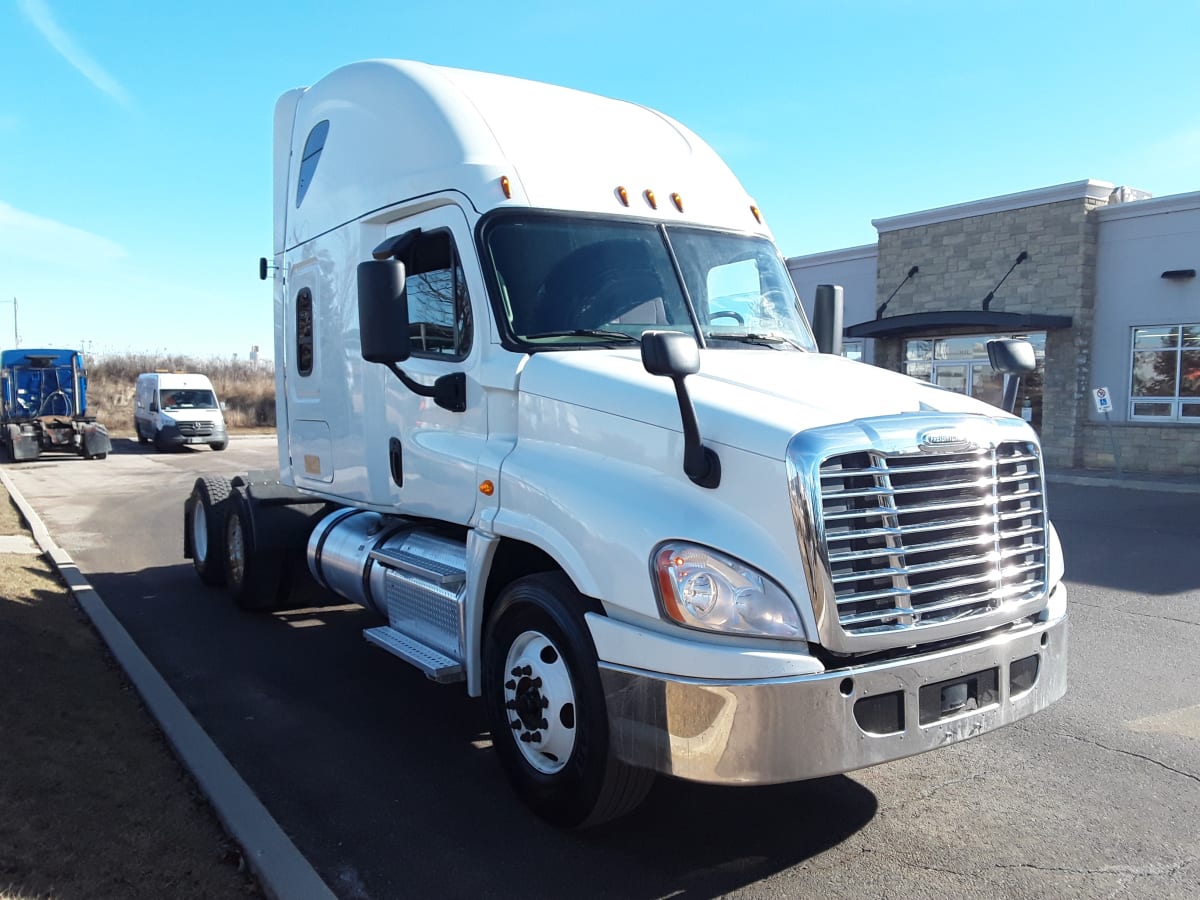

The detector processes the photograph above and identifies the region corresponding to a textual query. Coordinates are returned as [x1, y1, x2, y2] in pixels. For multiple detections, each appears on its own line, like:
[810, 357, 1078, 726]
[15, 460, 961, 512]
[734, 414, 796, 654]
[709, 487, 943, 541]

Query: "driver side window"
[402, 230, 473, 360]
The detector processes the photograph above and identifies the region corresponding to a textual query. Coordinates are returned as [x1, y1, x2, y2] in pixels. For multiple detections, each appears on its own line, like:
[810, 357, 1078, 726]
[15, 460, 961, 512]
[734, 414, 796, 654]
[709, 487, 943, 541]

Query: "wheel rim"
[226, 513, 245, 587]
[503, 629, 577, 774]
[191, 499, 208, 563]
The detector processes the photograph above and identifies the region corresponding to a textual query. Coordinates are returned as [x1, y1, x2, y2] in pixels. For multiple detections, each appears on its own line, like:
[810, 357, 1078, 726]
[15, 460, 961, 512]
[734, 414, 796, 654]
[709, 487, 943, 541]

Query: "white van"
[134, 372, 228, 451]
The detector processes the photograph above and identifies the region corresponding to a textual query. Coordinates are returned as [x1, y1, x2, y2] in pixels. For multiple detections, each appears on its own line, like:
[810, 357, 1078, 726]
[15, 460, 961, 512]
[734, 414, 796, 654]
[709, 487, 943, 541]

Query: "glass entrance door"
[904, 333, 1045, 430]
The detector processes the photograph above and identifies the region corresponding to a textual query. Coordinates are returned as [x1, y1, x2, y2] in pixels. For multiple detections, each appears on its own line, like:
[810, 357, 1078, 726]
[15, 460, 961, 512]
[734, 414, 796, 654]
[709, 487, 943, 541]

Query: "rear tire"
[223, 486, 285, 611]
[483, 572, 654, 828]
[189, 476, 231, 586]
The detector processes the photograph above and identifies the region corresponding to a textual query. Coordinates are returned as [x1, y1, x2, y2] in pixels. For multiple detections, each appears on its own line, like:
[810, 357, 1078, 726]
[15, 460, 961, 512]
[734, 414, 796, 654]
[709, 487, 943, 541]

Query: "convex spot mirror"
[357, 259, 412, 364]
[987, 338, 1036, 375]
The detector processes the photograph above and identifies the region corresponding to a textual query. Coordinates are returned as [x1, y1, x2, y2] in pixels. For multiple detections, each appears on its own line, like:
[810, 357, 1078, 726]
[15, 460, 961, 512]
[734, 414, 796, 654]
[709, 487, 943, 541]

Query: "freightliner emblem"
[918, 429, 977, 453]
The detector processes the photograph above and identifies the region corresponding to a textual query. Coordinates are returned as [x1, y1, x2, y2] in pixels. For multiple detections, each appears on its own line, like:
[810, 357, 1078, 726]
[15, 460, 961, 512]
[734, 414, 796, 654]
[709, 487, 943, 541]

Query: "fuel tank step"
[363, 626, 465, 684]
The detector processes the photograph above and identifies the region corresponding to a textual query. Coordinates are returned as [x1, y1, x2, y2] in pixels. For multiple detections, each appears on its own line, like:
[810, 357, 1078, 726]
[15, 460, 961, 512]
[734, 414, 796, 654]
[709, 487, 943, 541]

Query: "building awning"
[845, 310, 1073, 339]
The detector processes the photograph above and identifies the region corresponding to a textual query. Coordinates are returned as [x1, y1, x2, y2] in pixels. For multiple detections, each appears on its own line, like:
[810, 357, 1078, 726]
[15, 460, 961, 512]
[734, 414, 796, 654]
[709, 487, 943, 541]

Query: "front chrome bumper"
[600, 607, 1067, 785]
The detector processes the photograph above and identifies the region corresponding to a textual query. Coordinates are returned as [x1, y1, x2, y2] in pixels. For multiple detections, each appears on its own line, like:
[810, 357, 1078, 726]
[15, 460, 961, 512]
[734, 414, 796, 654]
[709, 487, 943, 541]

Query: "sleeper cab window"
[403, 230, 473, 360]
[296, 288, 314, 376]
[296, 120, 330, 208]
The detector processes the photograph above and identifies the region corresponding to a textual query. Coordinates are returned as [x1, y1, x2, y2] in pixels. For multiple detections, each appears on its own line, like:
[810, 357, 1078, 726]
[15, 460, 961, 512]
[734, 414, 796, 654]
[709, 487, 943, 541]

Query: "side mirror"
[987, 338, 1036, 375]
[812, 284, 844, 355]
[357, 259, 412, 364]
[641, 330, 699, 377]
[641, 331, 720, 489]
[987, 338, 1036, 414]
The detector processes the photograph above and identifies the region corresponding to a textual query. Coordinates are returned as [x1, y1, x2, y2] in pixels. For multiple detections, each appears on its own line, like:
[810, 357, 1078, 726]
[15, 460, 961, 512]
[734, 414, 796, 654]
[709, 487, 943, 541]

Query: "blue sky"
[2, 0, 1197, 359]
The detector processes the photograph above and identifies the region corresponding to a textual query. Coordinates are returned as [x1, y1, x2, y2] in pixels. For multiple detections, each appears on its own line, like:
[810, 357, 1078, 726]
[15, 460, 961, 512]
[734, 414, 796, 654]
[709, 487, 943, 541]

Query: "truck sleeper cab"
[184, 59, 1067, 829]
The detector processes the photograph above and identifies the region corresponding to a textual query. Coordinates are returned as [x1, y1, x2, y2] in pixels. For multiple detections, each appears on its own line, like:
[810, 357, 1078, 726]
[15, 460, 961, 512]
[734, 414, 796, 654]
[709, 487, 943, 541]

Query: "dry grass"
[84, 353, 277, 434]
[0, 487, 259, 899]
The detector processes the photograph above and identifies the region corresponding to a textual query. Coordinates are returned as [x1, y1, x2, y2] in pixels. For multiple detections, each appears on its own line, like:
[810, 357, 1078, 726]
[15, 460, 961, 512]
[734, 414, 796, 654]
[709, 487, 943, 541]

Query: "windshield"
[160, 389, 217, 410]
[483, 214, 817, 351]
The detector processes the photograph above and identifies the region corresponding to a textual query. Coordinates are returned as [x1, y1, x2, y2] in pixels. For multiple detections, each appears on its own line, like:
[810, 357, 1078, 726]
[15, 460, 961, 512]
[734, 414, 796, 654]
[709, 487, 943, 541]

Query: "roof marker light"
[750, 205, 763, 224]
[644, 189, 657, 210]
[500, 176, 512, 199]
[671, 192, 684, 212]
[617, 186, 629, 206]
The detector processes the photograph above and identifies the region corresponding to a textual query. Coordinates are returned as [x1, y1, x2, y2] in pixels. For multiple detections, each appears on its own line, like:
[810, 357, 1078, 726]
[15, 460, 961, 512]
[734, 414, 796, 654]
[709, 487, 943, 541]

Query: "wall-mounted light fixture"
[1161, 269, 1196, 280]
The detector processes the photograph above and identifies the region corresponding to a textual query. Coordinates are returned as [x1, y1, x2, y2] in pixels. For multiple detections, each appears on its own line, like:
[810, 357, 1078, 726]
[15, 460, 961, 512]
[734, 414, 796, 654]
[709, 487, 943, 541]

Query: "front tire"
[188, 476, 231, 586]
[483, 573, 654, 828]
[210, 440, 228, 451]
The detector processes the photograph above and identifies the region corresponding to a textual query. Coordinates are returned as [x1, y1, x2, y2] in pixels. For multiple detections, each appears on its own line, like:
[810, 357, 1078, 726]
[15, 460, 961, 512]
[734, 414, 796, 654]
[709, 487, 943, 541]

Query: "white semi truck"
[184, 59, 1068, 828]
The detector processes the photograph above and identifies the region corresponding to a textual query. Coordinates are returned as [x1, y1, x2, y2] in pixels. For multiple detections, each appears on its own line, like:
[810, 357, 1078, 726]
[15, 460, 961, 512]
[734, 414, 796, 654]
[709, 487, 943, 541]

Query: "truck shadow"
[89, 562, 879, 899]
[1052, 482, 1200, 595]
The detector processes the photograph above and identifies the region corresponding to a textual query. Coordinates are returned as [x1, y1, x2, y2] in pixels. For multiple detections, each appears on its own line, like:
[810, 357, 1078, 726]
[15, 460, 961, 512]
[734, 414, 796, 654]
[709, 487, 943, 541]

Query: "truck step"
[363, 626, 465, 684]
[370, 547, 466, 588]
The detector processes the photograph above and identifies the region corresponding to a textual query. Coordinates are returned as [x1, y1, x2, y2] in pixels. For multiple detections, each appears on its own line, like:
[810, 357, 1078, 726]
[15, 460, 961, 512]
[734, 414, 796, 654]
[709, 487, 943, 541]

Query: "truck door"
[373, 205, 488, 524]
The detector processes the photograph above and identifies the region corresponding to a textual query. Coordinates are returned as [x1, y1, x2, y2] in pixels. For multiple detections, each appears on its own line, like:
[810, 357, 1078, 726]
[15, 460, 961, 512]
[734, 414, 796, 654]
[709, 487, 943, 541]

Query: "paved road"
[7, 437, 1199, 899]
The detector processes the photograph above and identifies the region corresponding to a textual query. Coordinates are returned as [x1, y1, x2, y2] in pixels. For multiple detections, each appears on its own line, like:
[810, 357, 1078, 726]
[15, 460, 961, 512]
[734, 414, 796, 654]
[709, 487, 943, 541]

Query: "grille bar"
[819, 441, 1047, 636]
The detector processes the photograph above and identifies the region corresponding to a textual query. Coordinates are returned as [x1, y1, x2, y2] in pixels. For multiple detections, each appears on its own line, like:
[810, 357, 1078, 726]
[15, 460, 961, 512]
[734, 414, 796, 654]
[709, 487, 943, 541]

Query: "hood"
[518, 349, 1013, 459]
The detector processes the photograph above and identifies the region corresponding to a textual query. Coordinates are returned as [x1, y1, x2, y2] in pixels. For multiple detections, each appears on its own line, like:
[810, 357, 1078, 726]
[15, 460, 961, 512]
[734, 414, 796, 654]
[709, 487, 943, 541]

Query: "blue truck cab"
[0, 348, 111, 462]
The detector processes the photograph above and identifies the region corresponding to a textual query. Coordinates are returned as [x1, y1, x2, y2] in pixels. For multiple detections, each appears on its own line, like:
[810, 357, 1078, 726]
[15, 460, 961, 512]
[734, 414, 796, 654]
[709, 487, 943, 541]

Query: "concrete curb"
[0, 469, 336, 900]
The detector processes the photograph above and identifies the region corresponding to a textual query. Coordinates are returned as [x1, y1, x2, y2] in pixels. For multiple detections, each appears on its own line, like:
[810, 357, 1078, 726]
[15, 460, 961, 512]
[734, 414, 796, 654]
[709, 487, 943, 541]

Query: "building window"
[296, 120, 330, 208]
[903, 333, 1046, 429]
[1129, 324, 1200, 421]
[296, 288, 314, 376]
[842, 339, 864, 362]
[402, 230, 473, 360]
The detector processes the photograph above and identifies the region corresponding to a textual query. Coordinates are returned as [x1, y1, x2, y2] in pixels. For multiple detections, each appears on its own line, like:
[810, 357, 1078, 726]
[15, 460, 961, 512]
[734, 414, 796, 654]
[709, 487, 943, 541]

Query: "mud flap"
[80, 423, 112, 459]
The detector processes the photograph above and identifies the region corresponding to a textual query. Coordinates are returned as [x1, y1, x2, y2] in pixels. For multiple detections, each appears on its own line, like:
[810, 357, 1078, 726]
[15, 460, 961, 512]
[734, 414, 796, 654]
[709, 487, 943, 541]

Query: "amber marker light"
[644, 189, 657, 210]
[500, 176, 512, 199]
[616, 186, 630, 206]
[654, 547, 687, 624]
[671, 192, 684, 212]
[479, 480, 495, 496]
[750, 205, 763, 224]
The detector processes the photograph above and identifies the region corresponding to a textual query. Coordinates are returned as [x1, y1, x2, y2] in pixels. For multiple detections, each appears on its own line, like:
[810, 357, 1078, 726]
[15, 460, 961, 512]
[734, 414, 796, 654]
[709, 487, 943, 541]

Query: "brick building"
[788, 180, 1200, 475]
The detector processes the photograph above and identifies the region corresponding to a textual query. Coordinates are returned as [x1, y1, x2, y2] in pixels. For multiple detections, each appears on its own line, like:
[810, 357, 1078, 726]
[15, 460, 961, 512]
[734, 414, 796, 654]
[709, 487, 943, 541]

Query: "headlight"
[653, 542, 804, 639]
[159, 414, 176, 426]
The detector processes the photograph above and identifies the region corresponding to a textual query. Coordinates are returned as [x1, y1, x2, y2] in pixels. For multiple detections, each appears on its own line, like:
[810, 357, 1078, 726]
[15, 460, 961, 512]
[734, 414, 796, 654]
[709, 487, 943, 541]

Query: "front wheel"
[483, 573, 654, 828]
[210, 440, 228, 452]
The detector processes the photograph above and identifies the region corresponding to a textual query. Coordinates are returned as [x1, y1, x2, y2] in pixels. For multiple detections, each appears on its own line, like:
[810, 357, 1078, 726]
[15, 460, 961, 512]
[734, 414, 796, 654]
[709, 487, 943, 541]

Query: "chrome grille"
[178, 421, 214, 436]
[819, 441, 1045, 635]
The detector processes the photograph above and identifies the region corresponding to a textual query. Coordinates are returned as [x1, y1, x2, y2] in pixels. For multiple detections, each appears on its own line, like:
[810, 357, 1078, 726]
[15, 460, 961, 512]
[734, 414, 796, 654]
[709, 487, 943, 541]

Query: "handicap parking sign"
[1092, 386, 1112, 414]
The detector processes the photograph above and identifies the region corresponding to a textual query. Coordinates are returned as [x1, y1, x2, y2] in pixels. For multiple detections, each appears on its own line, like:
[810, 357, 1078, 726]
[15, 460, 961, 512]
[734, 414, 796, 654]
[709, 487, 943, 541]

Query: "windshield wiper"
[524, 329, 640, 343]
[706, 332, 804, 350]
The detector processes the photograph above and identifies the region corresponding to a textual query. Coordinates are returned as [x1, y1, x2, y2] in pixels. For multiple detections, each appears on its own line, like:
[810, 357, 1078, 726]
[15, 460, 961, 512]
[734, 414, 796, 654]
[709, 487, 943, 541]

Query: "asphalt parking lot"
[5, 437, 1199, 899]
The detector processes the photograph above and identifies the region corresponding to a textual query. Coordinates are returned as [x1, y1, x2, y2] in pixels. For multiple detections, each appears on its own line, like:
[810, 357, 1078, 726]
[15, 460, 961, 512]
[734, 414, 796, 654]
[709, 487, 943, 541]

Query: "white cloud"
[18, 0, 133, 108]
[0, 202, 127, 265]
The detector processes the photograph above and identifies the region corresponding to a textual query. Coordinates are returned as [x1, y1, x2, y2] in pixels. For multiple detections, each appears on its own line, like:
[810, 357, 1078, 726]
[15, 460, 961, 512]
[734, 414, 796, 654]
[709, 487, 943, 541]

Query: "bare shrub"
[85, 353, 276, 433]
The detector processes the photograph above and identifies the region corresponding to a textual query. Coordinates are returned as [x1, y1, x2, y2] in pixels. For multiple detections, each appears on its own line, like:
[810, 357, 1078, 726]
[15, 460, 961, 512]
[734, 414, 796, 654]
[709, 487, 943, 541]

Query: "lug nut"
[505, 680, 515, 690]
[510, 720, 521, 730]
[505, 700, 518, 710]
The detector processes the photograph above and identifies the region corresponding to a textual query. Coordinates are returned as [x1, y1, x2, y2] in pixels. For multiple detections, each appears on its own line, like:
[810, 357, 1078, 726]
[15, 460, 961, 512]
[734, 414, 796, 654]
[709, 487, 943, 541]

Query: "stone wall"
[873, 195, 1111, 468]
[1078, 422, 1200, 476]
